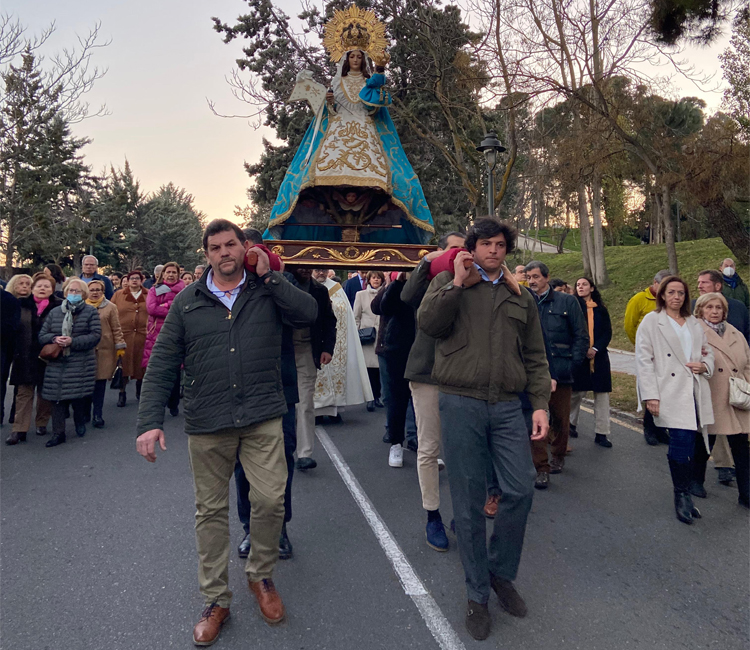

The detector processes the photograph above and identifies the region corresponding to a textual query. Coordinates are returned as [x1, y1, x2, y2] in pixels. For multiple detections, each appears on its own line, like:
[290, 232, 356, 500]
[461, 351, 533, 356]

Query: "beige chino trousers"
[187, 418, 286, 608]
[570, 390, 611, 436]
[410, 381, 442, 511]
[294, 341, 318, 459]
[13, 384, 51, 433]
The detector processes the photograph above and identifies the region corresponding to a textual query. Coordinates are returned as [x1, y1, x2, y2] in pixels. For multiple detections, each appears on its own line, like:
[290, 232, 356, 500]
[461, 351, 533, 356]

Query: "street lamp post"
[476, 131, 506, 216]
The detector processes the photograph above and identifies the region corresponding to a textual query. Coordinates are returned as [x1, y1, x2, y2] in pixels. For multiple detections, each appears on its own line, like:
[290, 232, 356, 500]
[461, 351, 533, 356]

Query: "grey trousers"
[440, 393, 536, 604]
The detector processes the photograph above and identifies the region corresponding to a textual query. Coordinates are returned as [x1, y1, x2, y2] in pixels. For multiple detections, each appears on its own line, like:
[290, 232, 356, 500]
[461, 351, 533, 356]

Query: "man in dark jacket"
[80, 255, 114, 299]
[135, 219, 317, 647]
[525, 261, 588, 489]
[289, 266, 337, 471]
[720, 258, 750, 308]
[401, 230, 465, 551]
[697, 270, 749, 341]
[343, 270, 366, 306]
[419, 218, 550, 640]
[372, 274, 416, 469]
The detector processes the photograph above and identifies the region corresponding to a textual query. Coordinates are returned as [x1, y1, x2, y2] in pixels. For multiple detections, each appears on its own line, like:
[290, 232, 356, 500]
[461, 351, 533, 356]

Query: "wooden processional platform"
[268, 240, 437, 271]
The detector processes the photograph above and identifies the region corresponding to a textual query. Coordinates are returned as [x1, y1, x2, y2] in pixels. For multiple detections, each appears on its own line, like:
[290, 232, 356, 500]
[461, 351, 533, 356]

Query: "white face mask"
[723, 267, 736, 277]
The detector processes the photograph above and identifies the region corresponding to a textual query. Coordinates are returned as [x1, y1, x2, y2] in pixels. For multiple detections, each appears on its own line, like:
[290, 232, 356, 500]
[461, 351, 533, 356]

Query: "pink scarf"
[33, 295, 49, 317]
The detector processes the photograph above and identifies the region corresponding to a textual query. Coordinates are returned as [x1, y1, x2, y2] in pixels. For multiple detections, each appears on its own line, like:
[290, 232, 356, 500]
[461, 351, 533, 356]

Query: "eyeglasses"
[67, 288, 83, 294]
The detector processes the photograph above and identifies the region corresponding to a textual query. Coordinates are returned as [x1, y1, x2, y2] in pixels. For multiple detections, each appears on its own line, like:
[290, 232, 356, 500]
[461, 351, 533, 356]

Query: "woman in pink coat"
[142, 262, 185, 415]
[692, 292, 750, 508]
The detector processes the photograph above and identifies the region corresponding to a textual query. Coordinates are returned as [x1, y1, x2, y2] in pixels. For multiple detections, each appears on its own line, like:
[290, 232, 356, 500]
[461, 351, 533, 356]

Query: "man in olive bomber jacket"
[418, 218, 551, 641]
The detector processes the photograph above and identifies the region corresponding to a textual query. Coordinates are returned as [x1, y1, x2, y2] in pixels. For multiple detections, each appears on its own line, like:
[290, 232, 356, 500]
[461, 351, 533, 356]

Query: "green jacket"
[402, 257, 437, 384]
[136, 271, 318, 436]
[722, 275, 750, 309]
[418, 271, 551, 411]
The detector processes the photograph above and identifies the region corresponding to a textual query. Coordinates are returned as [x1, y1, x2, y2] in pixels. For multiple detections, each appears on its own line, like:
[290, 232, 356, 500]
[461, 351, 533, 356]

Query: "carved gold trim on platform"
[285, 245, 418, 264]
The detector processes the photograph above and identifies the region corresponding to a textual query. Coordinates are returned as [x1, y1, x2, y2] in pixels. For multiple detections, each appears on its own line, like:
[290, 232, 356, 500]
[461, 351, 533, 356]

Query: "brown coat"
[700, 321, 750, 435]
[91, 300, 126, 381]
[112, 288, 148, 380]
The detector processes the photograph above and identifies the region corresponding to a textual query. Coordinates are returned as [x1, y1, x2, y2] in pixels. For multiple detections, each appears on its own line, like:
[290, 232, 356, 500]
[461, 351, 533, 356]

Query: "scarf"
[723, 274, 739, 289]
[86, 296, 104, 309]
[585, 297, 597, 372]
[60, 299, 81, 357]
[703, 318, 726, 337]
[34, 295, 49, 317]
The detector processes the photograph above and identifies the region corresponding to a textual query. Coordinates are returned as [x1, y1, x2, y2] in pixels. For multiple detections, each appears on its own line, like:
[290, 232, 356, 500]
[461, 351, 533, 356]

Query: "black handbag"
[110, 360, 124, 390]
[358, 327, 377, 345]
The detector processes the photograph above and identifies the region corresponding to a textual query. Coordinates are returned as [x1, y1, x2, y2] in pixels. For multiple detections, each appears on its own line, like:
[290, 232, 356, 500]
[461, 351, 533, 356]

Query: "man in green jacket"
[720, 258, 750, 308]
[136, 219, 317, 647]
[419, 218, 550, 641]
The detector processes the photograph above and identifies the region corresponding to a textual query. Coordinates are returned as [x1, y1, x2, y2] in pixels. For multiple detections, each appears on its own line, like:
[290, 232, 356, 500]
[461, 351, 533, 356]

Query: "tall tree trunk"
[659, 184, 678, 274]
[590, 174, 610, 286]
[706, 200, 750, 261]
[578, 183, 594, 278]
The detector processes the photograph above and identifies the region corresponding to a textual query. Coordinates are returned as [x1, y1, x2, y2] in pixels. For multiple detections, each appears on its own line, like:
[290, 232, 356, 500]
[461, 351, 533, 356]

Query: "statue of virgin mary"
[264, 6, 434, 245]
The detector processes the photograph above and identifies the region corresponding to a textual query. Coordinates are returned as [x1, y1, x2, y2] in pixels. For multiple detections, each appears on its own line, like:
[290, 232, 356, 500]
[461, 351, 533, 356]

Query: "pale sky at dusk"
[6, 1, 730, 224]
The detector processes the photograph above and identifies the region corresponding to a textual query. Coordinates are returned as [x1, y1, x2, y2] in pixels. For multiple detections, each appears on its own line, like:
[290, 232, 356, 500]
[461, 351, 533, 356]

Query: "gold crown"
[323, 5, 388, 63]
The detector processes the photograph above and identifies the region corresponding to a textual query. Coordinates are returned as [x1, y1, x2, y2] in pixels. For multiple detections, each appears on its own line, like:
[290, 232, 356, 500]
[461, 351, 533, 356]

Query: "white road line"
[316, 426, 466, 650]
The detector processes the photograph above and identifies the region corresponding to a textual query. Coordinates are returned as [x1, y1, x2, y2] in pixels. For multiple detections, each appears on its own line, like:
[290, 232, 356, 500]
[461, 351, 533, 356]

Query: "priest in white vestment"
[312, 269, 373, 417]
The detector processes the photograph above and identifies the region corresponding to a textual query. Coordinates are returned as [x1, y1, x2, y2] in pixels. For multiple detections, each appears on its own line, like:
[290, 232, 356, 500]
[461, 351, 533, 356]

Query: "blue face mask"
[67, 294, 83, 304]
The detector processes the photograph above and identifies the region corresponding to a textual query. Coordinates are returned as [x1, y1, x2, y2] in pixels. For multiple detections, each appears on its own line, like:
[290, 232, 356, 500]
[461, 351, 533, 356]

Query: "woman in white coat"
[636, 275, 714, 525]
[353, 271, 384, 411]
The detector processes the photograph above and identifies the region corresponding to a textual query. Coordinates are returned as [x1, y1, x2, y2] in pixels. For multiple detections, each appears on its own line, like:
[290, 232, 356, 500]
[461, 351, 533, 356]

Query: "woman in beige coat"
[86, 280, 126, 428]
[111, 271, 148, 406]
[353, 271, 385, 411]
[636, 275, 714, 524]
[691, 292, 750, 507]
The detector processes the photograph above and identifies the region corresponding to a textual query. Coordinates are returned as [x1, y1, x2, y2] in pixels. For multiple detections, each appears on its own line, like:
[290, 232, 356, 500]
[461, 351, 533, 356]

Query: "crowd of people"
[0, 257, 208, 446]
[3, 218, 748, 645]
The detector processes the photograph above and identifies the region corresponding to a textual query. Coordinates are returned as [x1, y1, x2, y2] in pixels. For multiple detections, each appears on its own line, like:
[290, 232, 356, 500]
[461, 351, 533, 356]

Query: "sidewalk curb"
[610, 347, 635, 357]
[582, 398, 642, 425]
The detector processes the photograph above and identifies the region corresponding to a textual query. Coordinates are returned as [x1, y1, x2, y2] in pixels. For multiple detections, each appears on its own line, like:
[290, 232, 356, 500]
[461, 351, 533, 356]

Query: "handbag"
[358, 327, 377, 345]
[39, 343, 63, 361]
[729, 375, 750, 410]
[110, 360, 124, 390]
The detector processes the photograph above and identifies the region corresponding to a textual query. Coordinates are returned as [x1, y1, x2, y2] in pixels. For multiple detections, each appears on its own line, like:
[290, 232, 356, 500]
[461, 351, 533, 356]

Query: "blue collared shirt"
[474, 263, 504, 285]
[206, 269, 246, 310]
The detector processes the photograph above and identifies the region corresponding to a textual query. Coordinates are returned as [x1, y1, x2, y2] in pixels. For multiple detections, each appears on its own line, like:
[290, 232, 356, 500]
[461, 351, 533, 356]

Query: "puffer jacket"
[39, 301, 102, 402]
[142, 280, 185, 368]
[136, 271, 317, 436]
[10, 295, 62, 386]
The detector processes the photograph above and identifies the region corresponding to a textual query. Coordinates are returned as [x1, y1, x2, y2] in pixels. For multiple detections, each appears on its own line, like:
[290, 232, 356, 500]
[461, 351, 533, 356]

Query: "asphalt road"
[1, 388, 748, 650]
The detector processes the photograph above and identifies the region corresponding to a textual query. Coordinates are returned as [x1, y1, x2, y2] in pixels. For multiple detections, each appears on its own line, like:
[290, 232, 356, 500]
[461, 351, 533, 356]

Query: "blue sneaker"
[426, 520, 449, 552]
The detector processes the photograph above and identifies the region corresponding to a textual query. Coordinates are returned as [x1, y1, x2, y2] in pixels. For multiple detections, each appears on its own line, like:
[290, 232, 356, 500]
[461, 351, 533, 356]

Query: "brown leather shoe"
[483, 494, 501, 518]
[248, 578, 285, 625]
[192, 602, 230, 646]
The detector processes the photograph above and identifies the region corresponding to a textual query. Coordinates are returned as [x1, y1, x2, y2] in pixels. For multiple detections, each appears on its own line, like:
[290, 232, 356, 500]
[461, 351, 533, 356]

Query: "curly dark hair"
[465, 218, 516, 254]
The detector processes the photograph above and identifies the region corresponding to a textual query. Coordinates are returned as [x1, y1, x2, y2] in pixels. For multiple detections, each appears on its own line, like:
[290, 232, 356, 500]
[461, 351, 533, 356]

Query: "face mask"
[67, 294, 83, 304]
[723, 267, 735, 277]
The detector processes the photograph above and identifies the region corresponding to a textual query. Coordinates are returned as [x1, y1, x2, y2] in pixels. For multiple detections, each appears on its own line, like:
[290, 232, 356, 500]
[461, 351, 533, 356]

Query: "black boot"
[669, 459, 700, 524]
[135, 381, 142, 401]
[278, 522, 293, 560]
[117, 392, 127, 408]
